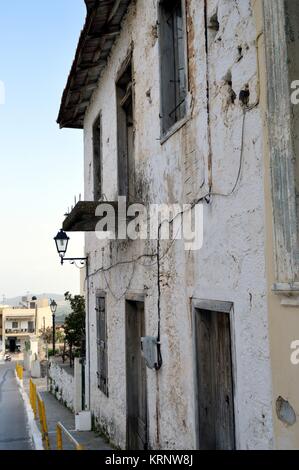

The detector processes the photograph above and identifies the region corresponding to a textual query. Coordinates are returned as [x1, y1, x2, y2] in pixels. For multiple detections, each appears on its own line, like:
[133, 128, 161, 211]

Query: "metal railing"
[29, 379, 37, 419]
[29, 379, 83, 450]
[5, 329, 35, 334]
[29, 378, 50, 449]
[56, 422, 84, 451]
[37, 391, 50, 450]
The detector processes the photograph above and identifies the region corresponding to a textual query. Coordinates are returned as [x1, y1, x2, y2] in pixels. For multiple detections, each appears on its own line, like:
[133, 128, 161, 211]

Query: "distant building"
[0, 296, 52, 355]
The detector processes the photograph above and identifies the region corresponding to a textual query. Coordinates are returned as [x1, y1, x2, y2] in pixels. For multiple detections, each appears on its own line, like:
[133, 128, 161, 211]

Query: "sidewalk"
[23, 370, 112, 451]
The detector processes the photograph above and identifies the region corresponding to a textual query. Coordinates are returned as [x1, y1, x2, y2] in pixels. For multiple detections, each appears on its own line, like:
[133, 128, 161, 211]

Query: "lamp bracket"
[60, 257, 88, 269]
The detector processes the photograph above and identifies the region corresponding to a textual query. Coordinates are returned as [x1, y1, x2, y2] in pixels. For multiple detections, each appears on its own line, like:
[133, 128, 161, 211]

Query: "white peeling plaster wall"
[49, 360, 74, 412]
[83, 0, 274, 450]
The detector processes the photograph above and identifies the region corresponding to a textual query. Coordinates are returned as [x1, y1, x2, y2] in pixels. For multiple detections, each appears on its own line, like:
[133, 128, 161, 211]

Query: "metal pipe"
[56, 422, 84, 450]
[52, 313, 56, 356]
[204, 0, 213, 193]
[86, 258, 91, 410]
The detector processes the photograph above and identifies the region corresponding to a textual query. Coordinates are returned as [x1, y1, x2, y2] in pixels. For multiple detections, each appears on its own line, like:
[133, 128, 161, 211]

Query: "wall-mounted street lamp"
[53, 229, 90, 409]
[54, 229, 88, 267]
[50, 299, 57, 356]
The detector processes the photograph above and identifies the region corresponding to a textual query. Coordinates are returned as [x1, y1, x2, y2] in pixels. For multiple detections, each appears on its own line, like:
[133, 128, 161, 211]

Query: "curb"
[15, 371, 44, 451]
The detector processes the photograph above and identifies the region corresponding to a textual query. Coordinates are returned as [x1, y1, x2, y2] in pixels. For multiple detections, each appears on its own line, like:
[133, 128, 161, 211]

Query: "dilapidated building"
[57, 0, 299, 450]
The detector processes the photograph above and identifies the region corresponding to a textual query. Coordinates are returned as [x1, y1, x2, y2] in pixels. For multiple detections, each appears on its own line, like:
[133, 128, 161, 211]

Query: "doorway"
[9, 338, 16, 353]
[194, 302, 235, 450]
[125, 299, 148, 450]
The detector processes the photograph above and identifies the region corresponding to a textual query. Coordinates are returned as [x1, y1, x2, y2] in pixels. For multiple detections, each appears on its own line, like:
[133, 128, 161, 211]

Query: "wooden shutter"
[93, 114, 102, 201]
[96, 296, 108, 396]
[159, 0, 187, 133]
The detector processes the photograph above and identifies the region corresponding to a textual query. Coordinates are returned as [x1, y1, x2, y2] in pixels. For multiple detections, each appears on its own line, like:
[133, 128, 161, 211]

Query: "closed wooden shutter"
[96, 296, 108, 396]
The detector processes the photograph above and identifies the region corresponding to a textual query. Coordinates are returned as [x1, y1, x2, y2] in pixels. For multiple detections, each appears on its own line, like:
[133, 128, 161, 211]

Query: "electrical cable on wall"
[103, 260, 137, 303]
[84, 0, 261, 370]
[155, 223, 163, 371]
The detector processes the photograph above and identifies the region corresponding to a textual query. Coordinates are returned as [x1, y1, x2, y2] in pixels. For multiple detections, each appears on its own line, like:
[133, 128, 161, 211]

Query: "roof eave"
[57, 0, 131, 130]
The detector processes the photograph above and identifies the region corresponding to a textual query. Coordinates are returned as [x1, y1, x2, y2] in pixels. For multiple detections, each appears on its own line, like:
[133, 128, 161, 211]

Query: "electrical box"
[75, 411, 92, 431]
[141, 336, 158, 370]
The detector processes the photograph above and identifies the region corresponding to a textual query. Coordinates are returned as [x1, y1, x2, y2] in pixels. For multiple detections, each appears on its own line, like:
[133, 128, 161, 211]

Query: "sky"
[0, 1, 86, 299]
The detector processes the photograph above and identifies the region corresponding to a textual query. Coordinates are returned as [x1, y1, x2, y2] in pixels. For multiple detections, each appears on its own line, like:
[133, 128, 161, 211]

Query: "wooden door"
[126, 301, 148, 450]
[96, 296, 108, 395]
[195, 308, 235, 450]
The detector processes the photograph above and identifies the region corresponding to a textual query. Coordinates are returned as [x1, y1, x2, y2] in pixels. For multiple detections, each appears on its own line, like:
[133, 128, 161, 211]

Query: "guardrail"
[29, 379, 50, 450]
[56, 422, 84, 451]
[29, 379, 37, 419]
[37, 391, 50, 450]
[16, 363, 23, 380]
[29, 379, 83, 450]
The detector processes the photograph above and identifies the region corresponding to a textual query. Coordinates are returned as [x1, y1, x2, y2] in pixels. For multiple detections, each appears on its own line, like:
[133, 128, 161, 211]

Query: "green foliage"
[64, 292, 86, 359]
[39, 326, 65, 344]
[48, 349, 59, 357]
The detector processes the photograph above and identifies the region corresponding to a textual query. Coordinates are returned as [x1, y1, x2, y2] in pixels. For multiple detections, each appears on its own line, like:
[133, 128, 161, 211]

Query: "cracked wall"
[82, 0, 274, 449]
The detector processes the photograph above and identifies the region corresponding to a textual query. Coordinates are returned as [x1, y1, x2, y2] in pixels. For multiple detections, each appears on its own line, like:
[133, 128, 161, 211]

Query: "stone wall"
[48, 358, 74, 412]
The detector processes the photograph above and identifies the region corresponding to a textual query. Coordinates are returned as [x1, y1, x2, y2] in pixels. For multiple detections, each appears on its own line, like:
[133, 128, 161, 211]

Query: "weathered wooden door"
[195, 308, 235, 450]
[126, 300, 148, 450]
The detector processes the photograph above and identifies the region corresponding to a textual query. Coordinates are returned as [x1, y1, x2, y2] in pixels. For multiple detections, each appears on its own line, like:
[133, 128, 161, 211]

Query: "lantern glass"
[50, 299, 57, 315]
[54, 230, 69, 258]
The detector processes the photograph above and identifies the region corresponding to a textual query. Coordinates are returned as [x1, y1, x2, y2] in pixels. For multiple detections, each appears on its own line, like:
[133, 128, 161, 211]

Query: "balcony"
[63, 200, 134, 232]
[5, 329, 35, 335]
[63, 202, 101, 232]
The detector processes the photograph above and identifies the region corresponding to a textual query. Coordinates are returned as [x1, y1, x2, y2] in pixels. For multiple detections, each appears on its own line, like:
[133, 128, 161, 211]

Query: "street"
[0, 363, 33, 450]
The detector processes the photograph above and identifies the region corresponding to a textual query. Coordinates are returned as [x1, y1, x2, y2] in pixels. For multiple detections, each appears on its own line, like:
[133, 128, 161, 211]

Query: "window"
[116, 56, 135, 200]
[12, 321, 18, 329]
[28, 321, 35, 333]
[96, 295, 108, 396]
[93, 113, 102, 201]
[159, 0, 188, 135]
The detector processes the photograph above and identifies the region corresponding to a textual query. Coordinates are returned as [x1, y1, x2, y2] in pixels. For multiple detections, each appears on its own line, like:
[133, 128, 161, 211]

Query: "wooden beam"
[70, 82, 98, 93]
[87, 28, 121, 40]
[108, 0, 122, 23]
[78, 61, 105, 71]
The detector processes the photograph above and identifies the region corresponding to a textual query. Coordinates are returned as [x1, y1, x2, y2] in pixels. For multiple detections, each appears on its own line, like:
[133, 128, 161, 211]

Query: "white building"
[56, 0, 297, 450]
[0, 297, 52, 354]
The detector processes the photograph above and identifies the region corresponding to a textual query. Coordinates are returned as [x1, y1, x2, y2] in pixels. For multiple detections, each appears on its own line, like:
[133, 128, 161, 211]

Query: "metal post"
[32, 381, 37, 419]
[56, 422, 84, 450]
[70, 340, 72, 368]
[52, 313, 56, 356]
[37, 393, 50, 450]
[86, 259, 90, 411]
[41, 400, 50, 450]
[46, 342, 49, 392]
[56, 424, 63, 450]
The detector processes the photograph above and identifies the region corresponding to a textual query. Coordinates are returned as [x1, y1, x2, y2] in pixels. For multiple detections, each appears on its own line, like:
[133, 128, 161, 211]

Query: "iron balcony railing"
[5, 328, 35, 334]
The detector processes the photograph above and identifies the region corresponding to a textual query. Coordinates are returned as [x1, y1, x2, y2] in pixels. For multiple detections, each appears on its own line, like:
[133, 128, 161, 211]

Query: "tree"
[64, 292, 86, 367]
[39, 327, 65, 345]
